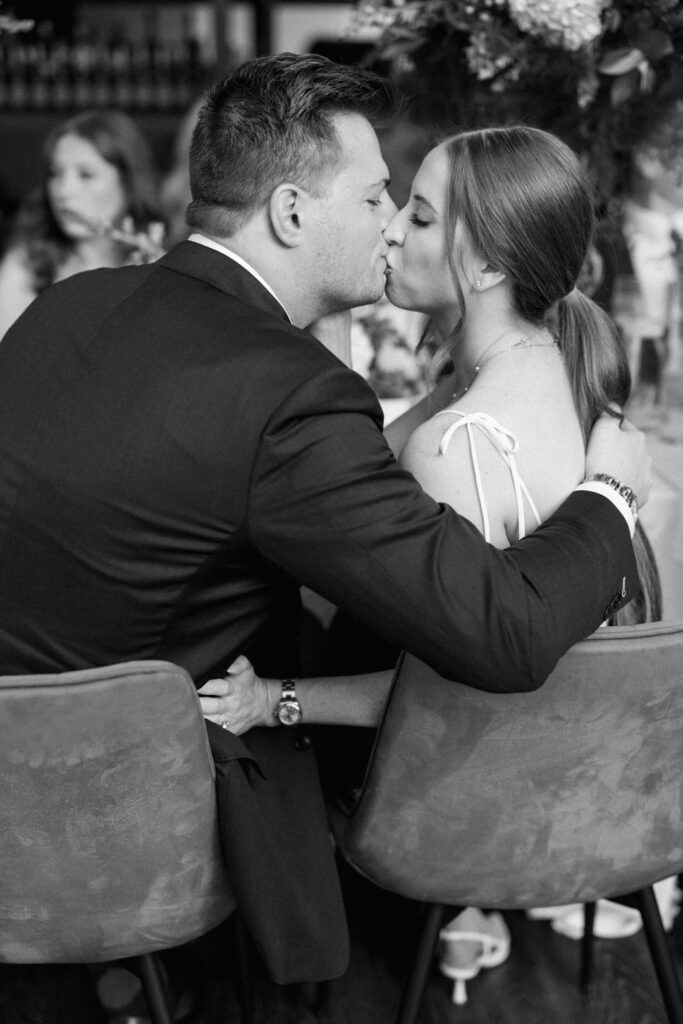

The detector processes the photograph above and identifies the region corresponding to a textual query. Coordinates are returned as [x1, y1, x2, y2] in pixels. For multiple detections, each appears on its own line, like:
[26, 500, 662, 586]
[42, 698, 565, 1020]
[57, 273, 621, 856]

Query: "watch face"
[278, 700, 302, 726]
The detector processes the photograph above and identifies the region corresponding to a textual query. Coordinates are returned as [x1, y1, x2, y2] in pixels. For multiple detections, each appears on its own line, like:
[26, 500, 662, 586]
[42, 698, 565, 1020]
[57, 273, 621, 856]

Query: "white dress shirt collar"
[188, 232, 292, 322]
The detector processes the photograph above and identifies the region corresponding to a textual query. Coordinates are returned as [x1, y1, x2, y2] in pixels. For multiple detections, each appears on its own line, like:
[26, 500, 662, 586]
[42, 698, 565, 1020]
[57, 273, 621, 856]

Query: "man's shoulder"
[3, 263, 149, 343]
[37, 262, 151, 309]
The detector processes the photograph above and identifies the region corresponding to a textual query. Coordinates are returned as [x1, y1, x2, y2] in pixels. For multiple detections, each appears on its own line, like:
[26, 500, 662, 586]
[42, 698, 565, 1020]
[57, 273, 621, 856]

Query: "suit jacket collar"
[159, 241, 289, 323]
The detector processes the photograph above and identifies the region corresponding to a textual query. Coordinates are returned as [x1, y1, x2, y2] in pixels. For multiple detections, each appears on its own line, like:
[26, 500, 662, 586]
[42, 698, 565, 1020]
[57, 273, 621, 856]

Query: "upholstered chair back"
[0, 660, 234, 963]
[335, 621, 683, 909]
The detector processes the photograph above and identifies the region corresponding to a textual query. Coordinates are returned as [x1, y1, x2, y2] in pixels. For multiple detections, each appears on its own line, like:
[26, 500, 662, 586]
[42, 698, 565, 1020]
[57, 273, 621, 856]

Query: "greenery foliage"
[356, 0, 683, 200]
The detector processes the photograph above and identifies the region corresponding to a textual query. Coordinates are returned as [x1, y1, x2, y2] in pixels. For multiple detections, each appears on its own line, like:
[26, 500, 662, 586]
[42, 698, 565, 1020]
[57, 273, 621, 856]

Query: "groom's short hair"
[187, 52, 394, 237]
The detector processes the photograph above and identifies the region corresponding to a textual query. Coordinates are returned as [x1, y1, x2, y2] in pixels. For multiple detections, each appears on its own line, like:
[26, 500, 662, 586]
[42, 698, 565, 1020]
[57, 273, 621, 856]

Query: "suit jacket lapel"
[159, 241, 289, 323]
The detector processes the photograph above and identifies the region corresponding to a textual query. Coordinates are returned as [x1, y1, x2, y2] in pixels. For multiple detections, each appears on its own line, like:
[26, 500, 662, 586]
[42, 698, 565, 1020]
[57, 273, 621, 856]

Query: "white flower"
[508, 0, 606, 52]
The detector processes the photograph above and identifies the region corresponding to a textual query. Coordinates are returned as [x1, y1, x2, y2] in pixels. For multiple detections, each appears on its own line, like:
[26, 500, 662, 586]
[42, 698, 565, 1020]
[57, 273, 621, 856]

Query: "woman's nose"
[383, 206, 405, 246]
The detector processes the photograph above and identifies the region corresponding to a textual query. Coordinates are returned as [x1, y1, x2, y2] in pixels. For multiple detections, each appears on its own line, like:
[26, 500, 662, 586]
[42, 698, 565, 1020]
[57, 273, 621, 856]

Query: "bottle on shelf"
[0, 7, 214, 114]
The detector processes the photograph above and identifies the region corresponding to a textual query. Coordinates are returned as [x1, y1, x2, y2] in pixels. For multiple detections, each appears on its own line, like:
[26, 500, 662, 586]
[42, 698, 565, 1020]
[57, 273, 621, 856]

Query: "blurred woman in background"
[0, 108, 165, 340]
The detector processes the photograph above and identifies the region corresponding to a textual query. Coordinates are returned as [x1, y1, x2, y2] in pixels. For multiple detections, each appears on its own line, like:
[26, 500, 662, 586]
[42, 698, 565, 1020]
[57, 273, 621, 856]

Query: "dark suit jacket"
[206, 719, 350, 984]
[0, 240, 638, 977]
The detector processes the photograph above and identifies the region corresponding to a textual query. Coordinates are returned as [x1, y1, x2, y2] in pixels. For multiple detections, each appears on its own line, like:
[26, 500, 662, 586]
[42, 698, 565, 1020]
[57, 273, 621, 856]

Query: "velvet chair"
[331, 620, 683, 1024]
[0, 660, 235, 1024]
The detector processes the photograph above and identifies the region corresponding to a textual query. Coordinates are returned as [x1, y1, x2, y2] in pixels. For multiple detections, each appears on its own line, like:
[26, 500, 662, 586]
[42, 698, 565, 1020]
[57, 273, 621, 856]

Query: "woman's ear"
[269, 184, 305, 247]
[476, 263, 506, 291]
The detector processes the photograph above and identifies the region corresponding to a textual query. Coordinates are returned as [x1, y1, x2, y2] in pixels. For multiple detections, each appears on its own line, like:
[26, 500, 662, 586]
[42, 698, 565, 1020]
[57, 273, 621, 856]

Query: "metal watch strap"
[274, 677, 302, 726]
[585, 473, 638, 523]
[281, 679, 297, 702]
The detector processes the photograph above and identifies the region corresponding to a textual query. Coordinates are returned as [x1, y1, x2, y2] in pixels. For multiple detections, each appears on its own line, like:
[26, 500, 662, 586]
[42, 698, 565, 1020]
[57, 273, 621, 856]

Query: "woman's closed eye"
[409, 213, 430, 228]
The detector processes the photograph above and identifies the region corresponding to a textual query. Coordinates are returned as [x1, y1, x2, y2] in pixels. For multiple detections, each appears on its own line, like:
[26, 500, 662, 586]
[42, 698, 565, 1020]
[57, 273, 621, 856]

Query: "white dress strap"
[435, 410, 542, 542]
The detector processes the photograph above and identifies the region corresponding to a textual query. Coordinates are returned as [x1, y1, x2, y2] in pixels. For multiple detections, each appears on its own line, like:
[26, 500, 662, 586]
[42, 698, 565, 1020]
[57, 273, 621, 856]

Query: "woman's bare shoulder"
[463, 373, 585, 523]
[0, 244, 38, 340]
[398, 405, 461, 481]
[0, 242, 31, 274]
[400, 365, 585, 545]
[399, 405, 507, 540]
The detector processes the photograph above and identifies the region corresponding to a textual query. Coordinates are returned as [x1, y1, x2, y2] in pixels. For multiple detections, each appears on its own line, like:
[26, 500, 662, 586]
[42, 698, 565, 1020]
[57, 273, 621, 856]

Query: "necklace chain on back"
[451, 335, 559, 402]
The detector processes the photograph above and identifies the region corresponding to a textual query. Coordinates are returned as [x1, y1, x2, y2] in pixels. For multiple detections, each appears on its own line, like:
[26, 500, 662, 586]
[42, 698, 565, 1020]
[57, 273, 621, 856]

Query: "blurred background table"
[631, 374, 683, 622]
[640, 438, 683, 621]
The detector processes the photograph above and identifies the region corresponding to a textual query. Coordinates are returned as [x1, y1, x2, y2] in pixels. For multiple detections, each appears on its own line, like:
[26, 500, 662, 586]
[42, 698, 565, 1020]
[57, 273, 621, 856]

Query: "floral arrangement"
[355, 0, 683, 198]
[353, 302, 427, 397]
[350, 0, 683, 400]
[101, 217, 167, 266]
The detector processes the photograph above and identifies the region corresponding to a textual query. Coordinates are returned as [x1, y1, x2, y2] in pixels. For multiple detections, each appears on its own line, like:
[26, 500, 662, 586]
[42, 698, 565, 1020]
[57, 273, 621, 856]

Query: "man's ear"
[269, 184, 306, 247]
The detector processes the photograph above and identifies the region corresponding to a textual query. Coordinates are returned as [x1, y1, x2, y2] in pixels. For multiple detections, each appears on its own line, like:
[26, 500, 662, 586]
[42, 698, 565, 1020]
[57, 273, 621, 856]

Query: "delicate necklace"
[451, 333, 558, 401]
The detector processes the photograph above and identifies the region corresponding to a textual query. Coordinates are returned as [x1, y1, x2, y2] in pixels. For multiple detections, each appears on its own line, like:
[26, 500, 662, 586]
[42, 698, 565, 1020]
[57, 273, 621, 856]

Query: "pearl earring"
[476, 278, 482, 289]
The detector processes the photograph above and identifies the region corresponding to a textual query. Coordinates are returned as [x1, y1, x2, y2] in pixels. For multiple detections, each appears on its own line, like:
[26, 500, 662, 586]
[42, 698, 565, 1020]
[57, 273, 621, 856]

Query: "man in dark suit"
[0, 53, 648, 986]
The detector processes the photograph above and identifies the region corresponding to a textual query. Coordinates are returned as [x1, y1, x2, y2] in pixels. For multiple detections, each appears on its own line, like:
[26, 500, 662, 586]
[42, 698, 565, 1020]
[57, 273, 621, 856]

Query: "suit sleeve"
[247, 363, 637, 693]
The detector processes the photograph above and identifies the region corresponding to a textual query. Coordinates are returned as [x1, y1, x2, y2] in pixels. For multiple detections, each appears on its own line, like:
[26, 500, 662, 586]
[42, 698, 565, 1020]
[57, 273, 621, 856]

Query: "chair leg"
[633, 886, 683, 1024]
[137, 953, 174, 1024]
[302, 978, 333, 1015]
[395, 903, 448, 1024]
[233, 914, 255, 1024]
[580, 901, 596, 990]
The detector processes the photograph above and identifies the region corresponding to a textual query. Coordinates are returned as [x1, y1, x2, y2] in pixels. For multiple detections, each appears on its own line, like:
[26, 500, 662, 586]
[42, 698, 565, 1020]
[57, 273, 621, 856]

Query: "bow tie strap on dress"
[435, 410, 542, 544]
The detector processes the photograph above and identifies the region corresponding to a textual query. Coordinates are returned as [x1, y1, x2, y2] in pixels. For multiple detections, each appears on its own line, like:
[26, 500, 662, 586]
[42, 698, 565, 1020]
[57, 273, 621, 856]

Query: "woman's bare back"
[400, 345, 585, 548]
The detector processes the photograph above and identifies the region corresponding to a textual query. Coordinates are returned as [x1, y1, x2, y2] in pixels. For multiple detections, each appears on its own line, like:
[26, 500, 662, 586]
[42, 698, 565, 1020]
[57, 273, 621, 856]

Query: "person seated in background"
[0, 108, 165, 340]
[199, 124, 664, 1003]
[619, 89, 683, 400]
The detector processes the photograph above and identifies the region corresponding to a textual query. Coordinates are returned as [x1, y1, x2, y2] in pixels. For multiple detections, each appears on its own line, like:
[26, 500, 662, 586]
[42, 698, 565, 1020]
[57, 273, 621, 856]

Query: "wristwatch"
[585, 473, 638, 523]
[274, 678, 302, 726]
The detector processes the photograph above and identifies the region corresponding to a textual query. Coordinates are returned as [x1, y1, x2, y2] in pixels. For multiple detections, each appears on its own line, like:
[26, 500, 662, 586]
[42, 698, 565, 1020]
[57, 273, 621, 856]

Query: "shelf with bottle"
[0, 21, 209, 113]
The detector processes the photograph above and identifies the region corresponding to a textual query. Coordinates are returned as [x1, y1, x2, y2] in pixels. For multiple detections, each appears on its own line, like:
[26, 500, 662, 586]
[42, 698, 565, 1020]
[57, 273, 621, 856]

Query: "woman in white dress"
[198, 125, 664, 997]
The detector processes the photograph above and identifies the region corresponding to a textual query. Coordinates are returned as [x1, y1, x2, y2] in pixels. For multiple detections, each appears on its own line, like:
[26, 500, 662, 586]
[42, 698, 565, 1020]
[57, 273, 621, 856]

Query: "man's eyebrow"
[366, 178, 391, 191]
[413, 193, 437, 212]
